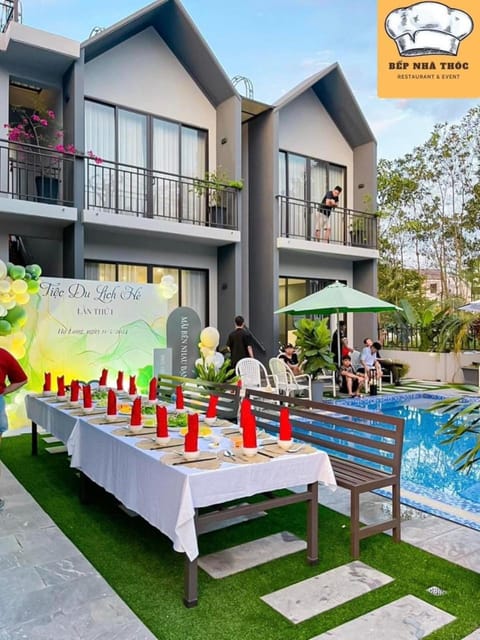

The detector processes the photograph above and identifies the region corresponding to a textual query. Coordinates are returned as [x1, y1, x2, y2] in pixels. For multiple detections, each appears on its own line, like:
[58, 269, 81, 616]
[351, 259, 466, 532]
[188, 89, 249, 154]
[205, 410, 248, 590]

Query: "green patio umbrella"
[275, 280, 400, 365]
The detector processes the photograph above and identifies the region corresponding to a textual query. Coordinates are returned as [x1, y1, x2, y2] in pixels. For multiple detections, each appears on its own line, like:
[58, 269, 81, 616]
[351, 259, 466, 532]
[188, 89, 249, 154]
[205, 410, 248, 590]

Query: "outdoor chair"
[317, 368, 337, 398]
[269, 357, 312, 399]
[235, 358, 276, 392]
[351, 349, 382, 393]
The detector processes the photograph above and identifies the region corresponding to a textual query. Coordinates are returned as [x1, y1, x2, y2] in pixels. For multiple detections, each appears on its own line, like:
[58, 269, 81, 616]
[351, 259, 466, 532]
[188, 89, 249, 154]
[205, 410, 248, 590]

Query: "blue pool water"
[337, 392, 480, 530]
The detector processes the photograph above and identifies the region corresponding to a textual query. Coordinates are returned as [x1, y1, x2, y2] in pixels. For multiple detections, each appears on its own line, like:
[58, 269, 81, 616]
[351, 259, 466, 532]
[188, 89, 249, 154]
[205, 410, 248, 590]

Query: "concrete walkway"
[1, 455, 479, 639]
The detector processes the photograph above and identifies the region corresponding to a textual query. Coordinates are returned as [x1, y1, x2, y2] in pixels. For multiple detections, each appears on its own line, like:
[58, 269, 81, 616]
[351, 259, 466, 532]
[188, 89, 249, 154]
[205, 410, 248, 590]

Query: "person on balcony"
[315, 185, 342, 243]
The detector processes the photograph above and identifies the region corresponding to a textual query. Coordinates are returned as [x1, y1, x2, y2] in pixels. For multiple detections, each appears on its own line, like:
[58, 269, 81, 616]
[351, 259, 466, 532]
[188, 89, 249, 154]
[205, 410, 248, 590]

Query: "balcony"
[0, 0, 18, 32]
[277, 195, 378, 249]
[85, 159, 240, 230]
[0, 139, 75, 207]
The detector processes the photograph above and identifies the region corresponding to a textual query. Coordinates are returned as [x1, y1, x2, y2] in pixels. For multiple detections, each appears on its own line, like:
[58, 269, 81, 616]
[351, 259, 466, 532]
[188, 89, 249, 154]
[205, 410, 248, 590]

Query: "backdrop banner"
[10, 277, 173, 428]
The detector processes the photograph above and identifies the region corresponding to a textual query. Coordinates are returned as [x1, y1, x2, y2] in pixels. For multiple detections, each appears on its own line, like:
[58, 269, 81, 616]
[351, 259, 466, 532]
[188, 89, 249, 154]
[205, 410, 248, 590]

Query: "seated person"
[278, 343, 302, 376]
[372, 341, 401, 385]
[357, 338, 382, 379]
[341, 336, 353, 359]
[340, 355, 366, 397]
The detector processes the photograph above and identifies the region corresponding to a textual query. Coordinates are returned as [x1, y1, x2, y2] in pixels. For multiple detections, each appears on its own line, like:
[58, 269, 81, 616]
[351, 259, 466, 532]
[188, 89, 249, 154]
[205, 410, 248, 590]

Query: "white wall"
[278, 89, 353, 200]
[85, 27, 217, 168]
[382, 349, 480, 384]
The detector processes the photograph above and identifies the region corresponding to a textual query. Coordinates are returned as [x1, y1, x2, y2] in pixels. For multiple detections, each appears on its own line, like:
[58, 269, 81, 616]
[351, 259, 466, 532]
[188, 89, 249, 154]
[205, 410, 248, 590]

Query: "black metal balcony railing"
[1, 0, 18, 32]
[381, 323, 480, 352]
[0, 139, 75, 206]
[277, 195, 378, 249]
[85, 159, 239, 229]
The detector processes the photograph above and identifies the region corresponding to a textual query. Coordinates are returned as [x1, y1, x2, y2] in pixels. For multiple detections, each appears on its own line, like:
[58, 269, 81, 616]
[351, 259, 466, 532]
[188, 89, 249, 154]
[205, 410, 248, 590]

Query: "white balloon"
[213, 352, 224, 368]
[0, 260, 6, 280]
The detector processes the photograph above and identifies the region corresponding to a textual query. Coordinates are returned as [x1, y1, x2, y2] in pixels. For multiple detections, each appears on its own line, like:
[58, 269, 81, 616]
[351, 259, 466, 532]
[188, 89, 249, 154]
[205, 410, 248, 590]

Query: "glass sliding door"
[85, 101, 116, 212]
[181, 126, 206, 224]
[287, 154, 307, 238]
[118, 109, 147, 215]
[152, 118, 179, 219]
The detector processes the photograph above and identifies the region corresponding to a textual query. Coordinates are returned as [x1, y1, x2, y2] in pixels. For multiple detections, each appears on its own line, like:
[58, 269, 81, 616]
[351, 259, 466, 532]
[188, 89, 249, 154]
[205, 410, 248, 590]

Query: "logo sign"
[166, 307, 201, 378]
[378, 1, 479, 98]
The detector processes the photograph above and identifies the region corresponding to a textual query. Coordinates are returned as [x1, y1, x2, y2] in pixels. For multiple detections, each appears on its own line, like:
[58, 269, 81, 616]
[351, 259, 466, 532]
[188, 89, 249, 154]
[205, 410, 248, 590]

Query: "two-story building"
[0, 0, 378, 360]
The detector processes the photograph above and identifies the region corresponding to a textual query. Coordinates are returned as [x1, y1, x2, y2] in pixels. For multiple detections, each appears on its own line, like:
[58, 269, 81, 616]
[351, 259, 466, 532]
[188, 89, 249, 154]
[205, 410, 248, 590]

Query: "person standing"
[315, 185, 342, 242]
[226, 315, 254, 369]
[0, 348, 28, 511]
[331, 320, 346, 366]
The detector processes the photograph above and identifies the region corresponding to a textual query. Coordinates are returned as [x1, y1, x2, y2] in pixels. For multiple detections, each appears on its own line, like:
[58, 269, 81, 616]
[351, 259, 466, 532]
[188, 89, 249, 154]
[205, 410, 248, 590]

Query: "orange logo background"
[378, 0, 480, 98]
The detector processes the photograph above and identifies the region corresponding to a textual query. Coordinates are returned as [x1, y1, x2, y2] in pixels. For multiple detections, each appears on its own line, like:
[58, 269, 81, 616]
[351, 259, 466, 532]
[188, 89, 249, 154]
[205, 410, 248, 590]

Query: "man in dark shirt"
[226, 315, 254, 369]
[316, 185, 342, 242]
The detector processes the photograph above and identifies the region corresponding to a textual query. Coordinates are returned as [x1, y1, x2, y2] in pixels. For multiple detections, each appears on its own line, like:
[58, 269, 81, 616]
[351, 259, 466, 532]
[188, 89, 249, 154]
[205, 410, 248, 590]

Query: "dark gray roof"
[81, 0, 237, 106]
[274, 63, 375, 148]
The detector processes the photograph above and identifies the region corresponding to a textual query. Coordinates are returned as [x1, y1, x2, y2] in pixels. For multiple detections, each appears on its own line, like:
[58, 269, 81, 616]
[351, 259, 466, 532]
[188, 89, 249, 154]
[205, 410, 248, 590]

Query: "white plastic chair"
[269, 357, 312, 399]
[235, 358, 276, 391]
[316, 368, 337, 398]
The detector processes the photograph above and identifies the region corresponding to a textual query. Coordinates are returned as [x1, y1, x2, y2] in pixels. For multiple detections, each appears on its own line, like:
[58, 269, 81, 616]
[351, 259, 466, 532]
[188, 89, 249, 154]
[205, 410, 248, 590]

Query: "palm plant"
[430, 397, 480, 471]
[293, 318, 335, 379]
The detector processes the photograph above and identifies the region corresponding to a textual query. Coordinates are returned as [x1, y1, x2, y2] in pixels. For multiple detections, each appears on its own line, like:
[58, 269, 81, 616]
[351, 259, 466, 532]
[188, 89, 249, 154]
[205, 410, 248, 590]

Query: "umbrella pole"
[336, 310, 341, 368]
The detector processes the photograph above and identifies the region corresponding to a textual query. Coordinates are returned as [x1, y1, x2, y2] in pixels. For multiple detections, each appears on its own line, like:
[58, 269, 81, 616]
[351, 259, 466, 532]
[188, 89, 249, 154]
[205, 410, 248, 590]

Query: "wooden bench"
[245, 389, 405, 558]
[157, 374, 240, 421]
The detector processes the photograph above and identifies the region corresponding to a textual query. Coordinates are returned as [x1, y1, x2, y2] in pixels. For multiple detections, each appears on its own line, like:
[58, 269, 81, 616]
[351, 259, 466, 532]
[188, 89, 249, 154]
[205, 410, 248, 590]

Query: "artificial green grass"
[2, 435, 480, 639]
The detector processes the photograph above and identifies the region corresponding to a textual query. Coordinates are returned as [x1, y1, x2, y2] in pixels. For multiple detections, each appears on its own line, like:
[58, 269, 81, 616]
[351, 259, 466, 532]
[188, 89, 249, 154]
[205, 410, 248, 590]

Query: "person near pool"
[226, 315, 254, 369]
[315, 185, 342, 242]
[0, 348, 28, 511]
[279, 343, 302, 376]
[339, 354, 366, 397]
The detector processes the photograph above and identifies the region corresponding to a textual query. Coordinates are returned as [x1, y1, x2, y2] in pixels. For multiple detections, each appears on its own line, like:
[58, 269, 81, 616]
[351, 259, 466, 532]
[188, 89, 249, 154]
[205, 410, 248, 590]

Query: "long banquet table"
[25, 394, 336, 606]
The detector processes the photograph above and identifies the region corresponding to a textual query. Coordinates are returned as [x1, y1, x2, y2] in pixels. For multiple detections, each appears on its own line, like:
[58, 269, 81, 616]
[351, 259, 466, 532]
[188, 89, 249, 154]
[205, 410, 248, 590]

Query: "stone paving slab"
[261, 560, 393, 624]
[198, 531, 306, 579]
[0, 462, 157, 640]
[462, 631, 480, 639]
[42, 436, 63, 444]
[309, 594, 456, 639]
[45, 445, 68, 454]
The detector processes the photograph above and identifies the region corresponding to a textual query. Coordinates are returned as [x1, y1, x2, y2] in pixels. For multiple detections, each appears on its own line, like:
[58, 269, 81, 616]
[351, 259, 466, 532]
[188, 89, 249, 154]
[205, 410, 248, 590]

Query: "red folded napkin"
[129, 375, 137, 395]
[70, 380, 80, 402]
[57, 375, 65, 397]
[99, 368, 108, 386]
[176, 386, 184, 410]
[116, 371, 124, 391]
[156, 405, 168, 437]
[82, 384, 92, 408]
[149, 377, 157, 402]
[184, 412, 199, 452]
[239, 398, 252, 429]
[107, 389, 117, 416]
[130, 397, 142, 426]
[279, 407, 292, 441]
[206, 395, 219, 418]
[242, 411, 257, 448]
[43, 372, 51, 392]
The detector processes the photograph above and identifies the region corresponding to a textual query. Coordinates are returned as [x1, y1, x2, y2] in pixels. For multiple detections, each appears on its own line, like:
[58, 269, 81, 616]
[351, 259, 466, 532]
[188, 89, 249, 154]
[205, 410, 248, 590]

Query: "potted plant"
[193, 169, 243, 226]
[5, 104, 102, 203]
[293, 318, 336, 400]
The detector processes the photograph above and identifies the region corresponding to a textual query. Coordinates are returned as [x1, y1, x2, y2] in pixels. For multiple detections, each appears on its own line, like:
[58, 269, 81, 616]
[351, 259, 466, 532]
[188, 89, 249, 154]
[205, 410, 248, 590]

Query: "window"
[85, 261, 208, 326]
[278, 277, 344, 345]
[85, 100, 207, 218]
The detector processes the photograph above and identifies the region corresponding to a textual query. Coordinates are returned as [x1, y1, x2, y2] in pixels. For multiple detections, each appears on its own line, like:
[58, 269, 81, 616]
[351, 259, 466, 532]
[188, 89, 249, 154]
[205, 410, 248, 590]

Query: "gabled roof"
[274, 63, 375, 148]
[81, 0, 237, 106]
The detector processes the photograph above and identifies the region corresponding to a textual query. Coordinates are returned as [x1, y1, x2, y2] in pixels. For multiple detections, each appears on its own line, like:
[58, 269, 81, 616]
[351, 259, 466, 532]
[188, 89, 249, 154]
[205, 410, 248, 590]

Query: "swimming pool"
[336, 392, 480, 531]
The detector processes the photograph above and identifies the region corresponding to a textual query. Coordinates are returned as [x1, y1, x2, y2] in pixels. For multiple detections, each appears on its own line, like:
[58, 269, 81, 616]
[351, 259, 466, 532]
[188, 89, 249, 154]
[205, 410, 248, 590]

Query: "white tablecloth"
[26, 396, 336, 561]
[26, 395, 80, 444]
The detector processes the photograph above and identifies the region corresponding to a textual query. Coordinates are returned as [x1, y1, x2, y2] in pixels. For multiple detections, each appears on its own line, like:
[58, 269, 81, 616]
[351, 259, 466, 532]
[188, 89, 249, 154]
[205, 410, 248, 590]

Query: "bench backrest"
[157, 374, 240, 420]
[245, 389, 404, 476]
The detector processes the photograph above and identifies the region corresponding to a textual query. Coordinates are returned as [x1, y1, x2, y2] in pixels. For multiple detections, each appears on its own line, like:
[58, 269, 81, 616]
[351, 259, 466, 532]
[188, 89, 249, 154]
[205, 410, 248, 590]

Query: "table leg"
[306, 482, 319, 565]
[79, 472, 94, 504]
[31, 421, 38, 456]
[183, 555, 198, 607]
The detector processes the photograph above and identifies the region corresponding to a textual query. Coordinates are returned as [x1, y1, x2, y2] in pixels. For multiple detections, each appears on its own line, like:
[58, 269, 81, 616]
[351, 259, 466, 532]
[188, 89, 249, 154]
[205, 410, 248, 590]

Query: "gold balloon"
[11, 279, 28, 294]
[15, 292, 30, 305]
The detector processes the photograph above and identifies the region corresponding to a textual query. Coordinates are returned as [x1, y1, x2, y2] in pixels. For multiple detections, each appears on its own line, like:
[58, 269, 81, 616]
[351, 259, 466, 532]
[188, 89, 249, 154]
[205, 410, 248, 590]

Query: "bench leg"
[350, 489, 360, 559]
[306, 482, 319, 565]
[31, 421, 38, 456]
[392, 482, 401, 543]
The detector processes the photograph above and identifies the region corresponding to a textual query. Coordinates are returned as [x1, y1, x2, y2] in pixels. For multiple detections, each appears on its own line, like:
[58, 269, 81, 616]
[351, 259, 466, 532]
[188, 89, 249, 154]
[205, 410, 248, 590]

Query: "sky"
[17, 0, 479, 161]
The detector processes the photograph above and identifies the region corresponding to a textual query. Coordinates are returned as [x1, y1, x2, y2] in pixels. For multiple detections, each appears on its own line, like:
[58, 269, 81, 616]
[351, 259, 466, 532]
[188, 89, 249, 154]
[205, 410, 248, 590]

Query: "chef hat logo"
[385, 1, 473, 56]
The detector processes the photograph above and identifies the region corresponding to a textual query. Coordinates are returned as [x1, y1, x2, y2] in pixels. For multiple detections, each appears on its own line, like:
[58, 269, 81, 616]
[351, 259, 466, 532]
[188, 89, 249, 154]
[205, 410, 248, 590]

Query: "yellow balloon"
[200, 327, 220, 349]
[0, 260, 6, 280]
[3, 299, 16, 310]
[11, 279, 28, 294]
[15, 292, 30, 305]
[0, 281, 11, 294]
[11, 331, 26, 345]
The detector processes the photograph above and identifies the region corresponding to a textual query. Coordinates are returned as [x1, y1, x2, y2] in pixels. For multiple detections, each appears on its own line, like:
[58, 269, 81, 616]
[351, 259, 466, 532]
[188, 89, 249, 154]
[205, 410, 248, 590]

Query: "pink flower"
[32, 114, 41, 122]
[47, 110, 55, 119]
[40, 119, 48, 127]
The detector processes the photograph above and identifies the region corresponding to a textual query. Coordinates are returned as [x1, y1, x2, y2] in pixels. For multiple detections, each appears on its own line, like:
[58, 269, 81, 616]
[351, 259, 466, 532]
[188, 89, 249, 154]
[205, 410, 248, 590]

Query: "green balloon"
[27, 279, 40, 294]
[26, 264, 42, 279]
[5, 306, 26, 328]
[0, 320, 12, 336]
[9, 265, 26, 281]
